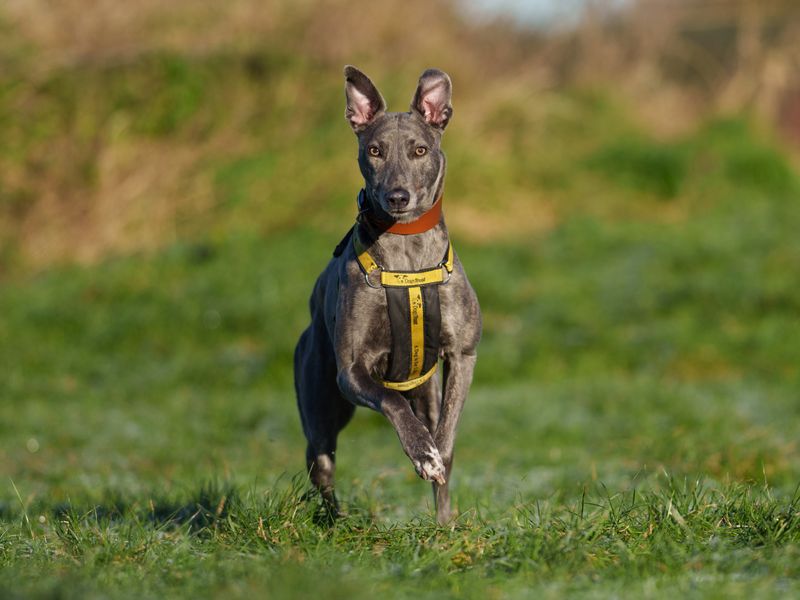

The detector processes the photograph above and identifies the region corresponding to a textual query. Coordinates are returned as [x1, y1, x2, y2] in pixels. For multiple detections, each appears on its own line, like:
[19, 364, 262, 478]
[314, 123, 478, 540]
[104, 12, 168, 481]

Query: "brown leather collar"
[358, 190, 443, 235]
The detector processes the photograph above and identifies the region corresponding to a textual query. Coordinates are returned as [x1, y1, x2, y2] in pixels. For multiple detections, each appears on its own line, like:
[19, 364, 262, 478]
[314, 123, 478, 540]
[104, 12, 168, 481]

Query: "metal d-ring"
[440, 264, 452, 284]
[364, 268, 383, 289]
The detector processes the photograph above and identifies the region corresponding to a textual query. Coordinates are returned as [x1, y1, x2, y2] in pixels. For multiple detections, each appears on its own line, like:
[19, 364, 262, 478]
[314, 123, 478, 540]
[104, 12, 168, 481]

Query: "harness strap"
[353, 227, 454, 287]
[381, 363, 438, 391]
[351, 226, 452, 392]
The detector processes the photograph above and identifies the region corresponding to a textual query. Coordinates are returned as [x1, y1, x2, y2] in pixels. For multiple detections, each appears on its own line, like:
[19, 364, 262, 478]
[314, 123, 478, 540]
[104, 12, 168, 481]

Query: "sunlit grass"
[3, 185, 800, 595]
[3, 3, 800, 596]
[3, 475, 799, 599]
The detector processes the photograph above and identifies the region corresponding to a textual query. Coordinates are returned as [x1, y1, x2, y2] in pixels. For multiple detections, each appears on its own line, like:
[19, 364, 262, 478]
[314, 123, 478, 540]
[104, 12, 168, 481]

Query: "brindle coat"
[294, 66, 481, 523]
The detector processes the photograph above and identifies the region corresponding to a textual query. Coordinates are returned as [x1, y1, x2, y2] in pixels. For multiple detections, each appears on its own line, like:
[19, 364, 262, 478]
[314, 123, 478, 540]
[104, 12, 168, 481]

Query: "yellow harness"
[352, 227, 454, 391]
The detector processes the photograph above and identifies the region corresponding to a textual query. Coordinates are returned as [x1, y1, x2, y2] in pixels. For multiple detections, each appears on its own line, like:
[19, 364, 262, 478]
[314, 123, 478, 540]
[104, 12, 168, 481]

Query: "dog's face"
[344, 66, 452, 223]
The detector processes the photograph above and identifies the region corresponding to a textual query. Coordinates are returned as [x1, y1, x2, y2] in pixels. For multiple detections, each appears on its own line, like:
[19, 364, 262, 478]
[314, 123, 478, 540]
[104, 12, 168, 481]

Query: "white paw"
[414, 445, 446, 485]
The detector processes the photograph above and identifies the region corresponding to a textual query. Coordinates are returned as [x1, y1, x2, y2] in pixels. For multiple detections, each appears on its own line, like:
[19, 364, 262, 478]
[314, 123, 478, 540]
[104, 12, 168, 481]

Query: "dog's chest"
[361, 272, 470, 385]
[380, 283, 443, 386]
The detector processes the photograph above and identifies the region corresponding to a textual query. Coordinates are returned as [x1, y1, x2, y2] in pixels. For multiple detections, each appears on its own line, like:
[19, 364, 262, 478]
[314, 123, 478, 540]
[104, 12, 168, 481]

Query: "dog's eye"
[415, 146, 428, 156]
[368, 146, 381, 157]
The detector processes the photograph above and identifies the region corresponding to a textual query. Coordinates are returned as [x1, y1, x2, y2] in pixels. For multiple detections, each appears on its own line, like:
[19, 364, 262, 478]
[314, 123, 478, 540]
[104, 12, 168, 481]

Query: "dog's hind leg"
[295, 326, 355, 516]
[305, 443, 339, 512]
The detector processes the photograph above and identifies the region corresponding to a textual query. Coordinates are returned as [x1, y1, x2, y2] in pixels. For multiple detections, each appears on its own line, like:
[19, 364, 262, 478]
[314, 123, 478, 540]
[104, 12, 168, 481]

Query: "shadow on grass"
[47, 481, 240, 533]
[4, 476, 376, 536]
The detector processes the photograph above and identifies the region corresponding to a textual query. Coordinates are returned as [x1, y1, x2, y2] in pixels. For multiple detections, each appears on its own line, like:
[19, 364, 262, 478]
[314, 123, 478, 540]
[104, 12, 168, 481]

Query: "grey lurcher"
[293, 66, 481, 524]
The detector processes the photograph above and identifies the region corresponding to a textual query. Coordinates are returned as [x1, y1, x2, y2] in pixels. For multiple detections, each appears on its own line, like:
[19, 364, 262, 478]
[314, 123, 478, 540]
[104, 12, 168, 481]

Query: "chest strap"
[353, 228, 454, 288]
[352, 227, 454, 391]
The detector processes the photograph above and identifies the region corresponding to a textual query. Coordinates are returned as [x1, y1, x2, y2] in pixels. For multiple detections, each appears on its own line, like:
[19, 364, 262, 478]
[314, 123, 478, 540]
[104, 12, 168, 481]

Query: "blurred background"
[2, 0, 800, 269]
[3, 0, 800, 510]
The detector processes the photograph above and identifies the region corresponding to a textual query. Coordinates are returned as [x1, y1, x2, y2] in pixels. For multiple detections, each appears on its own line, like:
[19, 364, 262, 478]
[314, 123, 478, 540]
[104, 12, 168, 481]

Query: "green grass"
[3, 479, 800, 599]
[3, 5, 800, 594]
[3, 178, 800, 596]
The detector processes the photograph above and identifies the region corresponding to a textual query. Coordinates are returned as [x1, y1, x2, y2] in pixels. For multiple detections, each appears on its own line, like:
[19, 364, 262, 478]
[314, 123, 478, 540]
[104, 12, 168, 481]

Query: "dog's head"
[344, 66, 452, 223]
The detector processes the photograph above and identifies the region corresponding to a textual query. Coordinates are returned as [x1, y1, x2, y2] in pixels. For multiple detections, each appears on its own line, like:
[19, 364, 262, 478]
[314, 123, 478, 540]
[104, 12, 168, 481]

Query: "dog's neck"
[357, 206, 450, 272]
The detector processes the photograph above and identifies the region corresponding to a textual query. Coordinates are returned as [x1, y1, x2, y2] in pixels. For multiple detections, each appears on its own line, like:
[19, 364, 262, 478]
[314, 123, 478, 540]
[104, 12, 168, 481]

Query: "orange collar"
[358, 190, 443, 235]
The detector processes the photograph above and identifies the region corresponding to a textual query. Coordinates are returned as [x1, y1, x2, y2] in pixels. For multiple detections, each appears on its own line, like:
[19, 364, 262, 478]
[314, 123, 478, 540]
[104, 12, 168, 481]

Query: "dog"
[294, 66, 481, 524]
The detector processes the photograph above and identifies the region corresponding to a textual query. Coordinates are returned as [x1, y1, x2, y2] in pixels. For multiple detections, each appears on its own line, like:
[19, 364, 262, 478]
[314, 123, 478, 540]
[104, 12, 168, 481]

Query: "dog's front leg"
[433, 351, 477, 523]
[337, 366, 446, 484]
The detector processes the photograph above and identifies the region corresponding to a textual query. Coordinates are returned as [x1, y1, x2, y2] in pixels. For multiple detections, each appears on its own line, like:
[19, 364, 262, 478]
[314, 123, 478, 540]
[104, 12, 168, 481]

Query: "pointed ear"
[411, 68, 453, 130]
[344, 65, 386, 132]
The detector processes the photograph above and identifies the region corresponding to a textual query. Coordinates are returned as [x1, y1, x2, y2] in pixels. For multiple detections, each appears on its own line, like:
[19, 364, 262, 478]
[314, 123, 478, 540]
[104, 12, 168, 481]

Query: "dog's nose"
[387, 189, 410, 210]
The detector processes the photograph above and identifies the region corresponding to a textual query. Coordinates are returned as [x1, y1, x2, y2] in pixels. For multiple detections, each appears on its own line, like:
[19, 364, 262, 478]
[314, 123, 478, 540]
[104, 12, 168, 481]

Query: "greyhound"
[294, 66, 481, 524]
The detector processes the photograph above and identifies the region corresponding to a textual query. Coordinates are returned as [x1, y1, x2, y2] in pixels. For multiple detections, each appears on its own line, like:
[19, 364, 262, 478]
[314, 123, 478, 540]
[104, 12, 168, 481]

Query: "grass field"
[3, 179, 800, 597]
[3, 2, 800, 596]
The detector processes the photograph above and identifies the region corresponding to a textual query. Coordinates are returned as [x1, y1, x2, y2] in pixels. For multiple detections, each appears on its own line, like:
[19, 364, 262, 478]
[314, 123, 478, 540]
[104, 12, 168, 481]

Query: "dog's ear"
[344, 65, 386, 132]
[411, 69, 452, 130]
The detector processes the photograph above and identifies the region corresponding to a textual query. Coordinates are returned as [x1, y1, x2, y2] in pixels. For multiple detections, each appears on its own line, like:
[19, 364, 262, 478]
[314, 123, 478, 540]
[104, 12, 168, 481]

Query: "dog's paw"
[412, 445, 446, 485]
